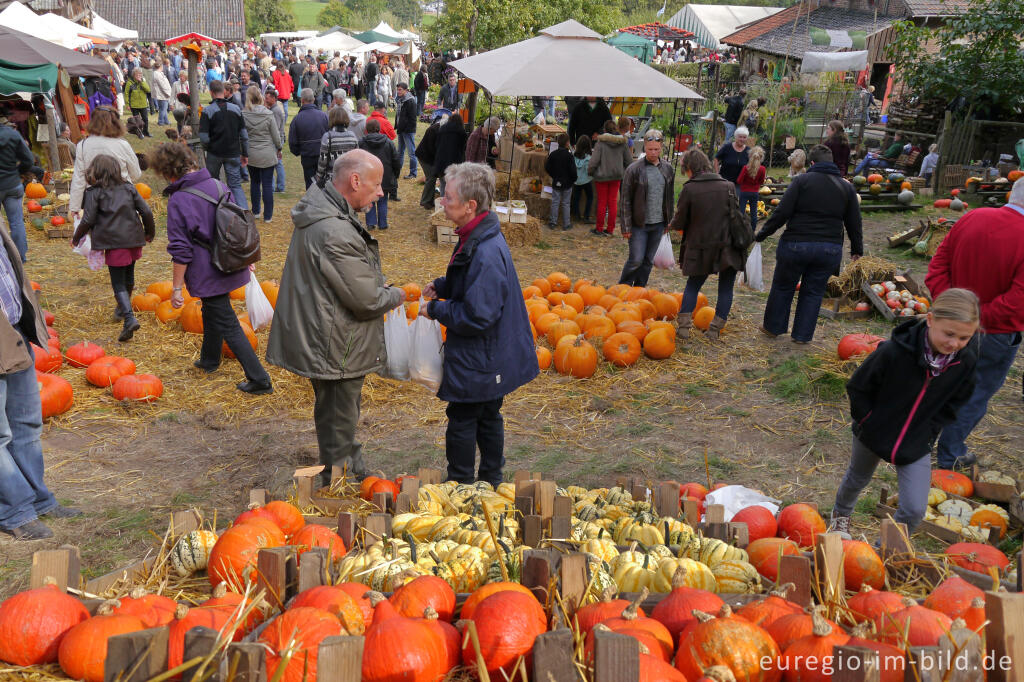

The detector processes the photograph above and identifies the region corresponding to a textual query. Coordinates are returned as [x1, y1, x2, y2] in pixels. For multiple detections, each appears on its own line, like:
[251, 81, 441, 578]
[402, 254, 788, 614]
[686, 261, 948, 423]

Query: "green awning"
[0, 59, 58, 95]
[351, 30, 399, 44]
[606, 32, 656, 64]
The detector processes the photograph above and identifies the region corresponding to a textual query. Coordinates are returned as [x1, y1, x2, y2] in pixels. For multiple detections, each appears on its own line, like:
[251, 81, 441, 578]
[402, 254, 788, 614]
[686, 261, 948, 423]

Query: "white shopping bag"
[71, 230, 105, 271]
[744, 243, 765, 291]
[245, 271, 274, 330]
[653, 233, 675, 270]
[383, 307, 411, 381]
[408, 299, 443, 392]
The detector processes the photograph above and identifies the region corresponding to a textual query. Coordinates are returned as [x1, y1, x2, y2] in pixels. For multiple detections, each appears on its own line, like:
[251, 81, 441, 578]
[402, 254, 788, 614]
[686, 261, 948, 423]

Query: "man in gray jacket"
[267, 150, 405, 488]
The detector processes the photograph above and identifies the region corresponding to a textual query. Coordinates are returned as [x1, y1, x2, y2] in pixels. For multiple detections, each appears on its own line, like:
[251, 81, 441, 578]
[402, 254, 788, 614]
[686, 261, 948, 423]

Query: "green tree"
[317, 0, 351, 27]
[347, 0, 388, 17]
[388, 0, 422, 28]
[244, 0, 296, 35]
[885, 0, 1024, 119]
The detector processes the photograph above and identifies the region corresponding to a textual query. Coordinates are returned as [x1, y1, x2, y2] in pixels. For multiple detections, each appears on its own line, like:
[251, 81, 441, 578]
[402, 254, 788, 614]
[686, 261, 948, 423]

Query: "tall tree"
[317, 0, 351, 28]
[244, 0, 296, 36]
[388, 0, 423, 28]
[886, 0, 1024, 119]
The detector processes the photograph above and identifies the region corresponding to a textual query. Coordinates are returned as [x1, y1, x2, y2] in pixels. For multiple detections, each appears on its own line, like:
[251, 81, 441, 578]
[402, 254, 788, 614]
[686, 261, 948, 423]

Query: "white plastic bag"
[245, 271, 274, 330]
[71, 232, 105, 271]
[703, 485, 781, 522]
[744, 243, 764, 291]
[383, 307, 411, 381]
[653, 233, 675, 270]
[408, 299, 443, 392]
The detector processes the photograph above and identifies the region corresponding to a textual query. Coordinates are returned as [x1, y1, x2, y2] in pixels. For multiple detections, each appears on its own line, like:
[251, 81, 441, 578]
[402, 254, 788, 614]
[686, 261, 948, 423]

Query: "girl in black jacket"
[71, 154, 155, 342]
[830, 288, 980, 537]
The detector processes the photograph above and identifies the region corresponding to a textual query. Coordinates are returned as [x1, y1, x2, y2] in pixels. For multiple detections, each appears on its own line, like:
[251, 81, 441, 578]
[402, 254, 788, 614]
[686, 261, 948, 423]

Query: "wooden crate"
[46, 226, 73, 239]
[860, 271, 930, 322]
[887, 221, 927, 247]
[971, 465, 1023, 504]
[876, 487, 1020, 547]
[818, 296, 872, 321]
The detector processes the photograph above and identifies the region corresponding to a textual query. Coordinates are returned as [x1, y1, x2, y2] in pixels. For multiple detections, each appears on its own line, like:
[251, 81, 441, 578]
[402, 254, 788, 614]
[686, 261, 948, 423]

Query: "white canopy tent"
[0, 2, 94, 50]
[449, 19, 702, 98]
[91, 11, 138, 42]
[371, 21, 405, 39]
[399, 29, 420, 42]
[260, 31, 319, 42]
[667, 4, 784, 49]
[293, 32, 365, 56]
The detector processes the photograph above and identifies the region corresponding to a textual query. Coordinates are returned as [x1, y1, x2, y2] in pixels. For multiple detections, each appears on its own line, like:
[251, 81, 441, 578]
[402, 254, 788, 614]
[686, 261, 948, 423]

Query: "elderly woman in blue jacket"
[420, 162, 538, 487]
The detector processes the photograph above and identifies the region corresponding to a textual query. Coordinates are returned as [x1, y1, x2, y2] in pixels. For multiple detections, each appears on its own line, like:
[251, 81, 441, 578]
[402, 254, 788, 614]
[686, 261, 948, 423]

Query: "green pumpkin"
[37, 198, 51, 207]
[888, 173, 905, 185]
[869, 183, 883, 195]
[32, 217, 45, 230]
[852, 175, 867, 187]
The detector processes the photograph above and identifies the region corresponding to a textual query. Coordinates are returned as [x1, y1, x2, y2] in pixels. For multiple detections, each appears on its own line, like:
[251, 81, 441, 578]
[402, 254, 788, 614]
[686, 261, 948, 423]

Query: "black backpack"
[725, 184, 754, 255]
[183, 182, 261, 273]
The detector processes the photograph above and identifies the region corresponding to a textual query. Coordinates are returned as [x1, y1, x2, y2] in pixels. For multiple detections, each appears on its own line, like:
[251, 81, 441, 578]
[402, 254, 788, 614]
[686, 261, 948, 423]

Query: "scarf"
[923, 333, 957, 377]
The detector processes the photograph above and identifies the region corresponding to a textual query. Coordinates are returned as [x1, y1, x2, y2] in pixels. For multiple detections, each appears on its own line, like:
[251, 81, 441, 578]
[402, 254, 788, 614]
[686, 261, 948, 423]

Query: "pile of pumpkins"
[966, 170, 1019, 204]
[520, 272, 714, 379]
[23, 181, 68, 231]
[903, 469, 1016, 544]
[130, 279, 279, 359]
[30, 304, 162, 418]
[852, 172, 917, 205]
[933, 187, 968, 212]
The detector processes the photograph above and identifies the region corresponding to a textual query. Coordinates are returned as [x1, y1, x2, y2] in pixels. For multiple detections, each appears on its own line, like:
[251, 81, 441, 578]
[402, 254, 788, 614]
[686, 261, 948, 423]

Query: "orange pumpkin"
[597, 294, 622, 310]
[291, 524, 347, 562]
[260, 607, 345, 682]
[131, 292, 161, 312]
[561, 292, 585, 313]
[553, 335, 598, 378]
[692, 306, 716, 330]
[577, 284, 606, 307]
[969, 507, 1008, 539]
[50, 216, 65, 227]
[635, 299, 657, 321]
[645, 319, 674, 335]
[547, 271, 571, 293]
[930, 469, 973, 497]
[37, 372, 73, 419]
[536, 346, 552, 370]
[26, 200, 42, 213]
[85, 356, 136, 388]
[581, 315, 617, 342]
[546, 319, 581, 347]
[57, 605, 144, 682]
[643, 327, 675, 359]
[840, 539, 885, 590]
[531, 277, 552, 296]
[777, 503, 825, 547]
[112, 374, 163, 402]
[608, 304, 642, 326]
[603, 332, 642, 367]
[522, 285, 542, 300]
[867, 173, 883, 184]
[229, 286, 246, 301]
[290, 585, 364, 635]
[546, 291, 566, 306]
[550, 303, 577, 320]
[533, 312, 560, 335]
[146, 281, 175, 301]
[651, 293, 680, 320]
[260, 280, 279, 308]
[748, 537, 800, 581]
[622, 286, 649, 302]
[134, 183, 152, 199]
[460, 582, 538, 621]
[616, 319, 648, 343]
[155, 300, 182, 323]
[25, 182, 48, 200]
[607, 283, 630, 299]
[0, 579, 90, 665]
[900, 181, 913, 191]
[180, 300, 204, 334]
[1007, 170, 1023, 183]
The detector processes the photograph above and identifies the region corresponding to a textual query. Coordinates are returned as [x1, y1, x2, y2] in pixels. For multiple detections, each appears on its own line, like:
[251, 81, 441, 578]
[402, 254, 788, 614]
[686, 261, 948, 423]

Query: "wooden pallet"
[887, 221, 928, 247]
[860, 271, 930, 321]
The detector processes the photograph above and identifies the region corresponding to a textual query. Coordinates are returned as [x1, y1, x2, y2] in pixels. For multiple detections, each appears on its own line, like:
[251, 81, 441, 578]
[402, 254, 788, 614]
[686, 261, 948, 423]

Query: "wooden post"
[551, 495, 572, 539]
[182, 627, 220, 682]
[104, 626, 170, 682]
[298, 547, 330, 593]
[985, 592, 1024, 682]
[372, 492, 391, 514]
[336, 512, 356, 550]
[522, 549, 554, 604]
[31, 546, 80, 592]
[256, 548, 296, 612]
[593, 628, 639, 682]
[682, 498, 700, 527]
[703, 504, 729, 540]
[220, 642, 265, 682]
[416, 467, 443, 484]
[779, 555, 813, 609]
[631, 484, 647, 503]
[43, 101, 61, 174]
[814, 533, 844, 605]
[363, 513, 392, 544]
[938, 626, 983, 682]
[169, 509, 201, 537]
[832, 646, 880, 682]
[879, 519, 914, 559]
[399, 477, 420, 497]
[295, 474, 315, 509]
[532, 629, 580, 681]
[523, 514, 543, 548]
[395, 492, 414, 514]
[515, 495, 534, 520]
[249, 489, 268, 506]
[317, 636, 364, 682]
[656, 481, 680, 518]
[558, 553, 588, 620]
[186, 49, 204, 166]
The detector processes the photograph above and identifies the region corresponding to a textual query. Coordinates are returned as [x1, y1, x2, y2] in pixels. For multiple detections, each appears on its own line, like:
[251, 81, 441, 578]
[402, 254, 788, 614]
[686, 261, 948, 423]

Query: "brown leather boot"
[705, 315, 727, 340]
[676, 315, 692, 340]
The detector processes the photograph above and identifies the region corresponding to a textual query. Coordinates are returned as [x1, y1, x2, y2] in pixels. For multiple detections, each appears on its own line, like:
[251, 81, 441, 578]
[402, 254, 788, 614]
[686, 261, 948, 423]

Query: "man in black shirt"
[723, 89, 746, 142]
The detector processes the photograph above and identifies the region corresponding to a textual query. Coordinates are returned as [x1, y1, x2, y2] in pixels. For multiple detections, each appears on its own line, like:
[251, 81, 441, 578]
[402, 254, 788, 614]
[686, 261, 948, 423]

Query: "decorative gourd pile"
[868, 280, 930, 317]
[912, 469, 1015, 543]
[523, 272, 713, 378]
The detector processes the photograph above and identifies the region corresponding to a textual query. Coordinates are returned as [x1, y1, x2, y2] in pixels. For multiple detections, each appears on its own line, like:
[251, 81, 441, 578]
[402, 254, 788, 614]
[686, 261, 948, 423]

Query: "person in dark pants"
[415, 113, 445, 209]
[755, 144, 863, 344]
[618, 130, 675, 287]
[151, 142, 273, 395]
[267, 150, 405, 488]
[289, 88, 329, 189]
[669, 149, 745, 341]
[420, 163, 538, 486]
[357, 119, 400, 229]
[926, 178, 1024, 470]
[413, 66, 429, 116]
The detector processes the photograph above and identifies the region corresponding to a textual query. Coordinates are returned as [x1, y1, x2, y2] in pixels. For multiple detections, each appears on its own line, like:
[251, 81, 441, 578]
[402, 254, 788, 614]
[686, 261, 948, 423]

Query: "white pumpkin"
[936, 498, 973, 523]
[169, 529, 217, 577]
[977, 470, 1015, 485]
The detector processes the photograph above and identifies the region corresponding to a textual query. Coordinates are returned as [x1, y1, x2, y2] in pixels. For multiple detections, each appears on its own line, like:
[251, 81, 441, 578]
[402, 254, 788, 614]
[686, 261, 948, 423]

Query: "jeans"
[681, 269, 738, 320]
[549, 187, 571, 228]
[544, 97, 556, 119]
[0, 339, 57, 530]
[274, 157, 286, 192]
[724, 122, 736, 142]
[416, 90, 426, 116]
[446, 397, 505, 487]
[131, 107, 150, 136]
[739, 190, 759, 233]
[157, 99, 169, 126]
[198, 294, 270, 384]
[249, 166, 274, 220]
[397, 131, 418, 176]
[0, 185, 26, 262]
[205, 154, 249, 209]
[366, 195, 389, 228]
[833, 435, 930, 533]
[595, 180, 621, 233]
[301, 155, 319, 189]
[280, 100, 289, 121]
[619, 223, 665, 287]
[311, 376, 366, 483]
[936, 331, 1021, 467]
[854, 156, 885, 176]
[419, 160, 438, 208]
[571, 182, 594, 220]
[762, 240, 843, 342]
[367, 81, 376, 107]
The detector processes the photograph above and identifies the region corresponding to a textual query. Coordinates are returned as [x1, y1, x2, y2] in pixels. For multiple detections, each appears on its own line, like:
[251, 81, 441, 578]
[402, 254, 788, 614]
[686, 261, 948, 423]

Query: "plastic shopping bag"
[744, 243, 765, 291]
[245, 271, 275, 330]
[653, 233, 675, 270]
[71, 232, 105, 272]
[408, 300, 443, 392]
[383, 307, 411, 381]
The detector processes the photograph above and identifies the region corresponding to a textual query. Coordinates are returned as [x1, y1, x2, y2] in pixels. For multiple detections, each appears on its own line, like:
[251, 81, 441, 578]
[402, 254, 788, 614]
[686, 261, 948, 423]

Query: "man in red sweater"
[926, 178, 1024, 469]
[272, 61, 294, 119]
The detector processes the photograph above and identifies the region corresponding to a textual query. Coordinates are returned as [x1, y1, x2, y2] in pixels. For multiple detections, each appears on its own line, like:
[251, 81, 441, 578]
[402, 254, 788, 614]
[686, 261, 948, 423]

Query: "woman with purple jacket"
[149, 142, 273, 395]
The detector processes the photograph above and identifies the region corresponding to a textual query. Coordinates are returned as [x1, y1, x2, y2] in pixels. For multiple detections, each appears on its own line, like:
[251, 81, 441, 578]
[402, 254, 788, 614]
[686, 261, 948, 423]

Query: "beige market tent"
[449, 19, 702, 99]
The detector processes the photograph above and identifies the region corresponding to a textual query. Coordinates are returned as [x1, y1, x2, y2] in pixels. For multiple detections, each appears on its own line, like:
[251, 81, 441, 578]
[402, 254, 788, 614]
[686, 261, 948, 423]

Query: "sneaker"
[562, 224, 572, 231]
[403, 173, 417, 179]
[390, 195, 401, 202]
[237, 380, 273, 395]
[828, 513, 852, 540]
[193, 360, 219, 374]
[590, 228, 603, 236]
[263, 217, 272, 223]
[758, 326, 778, 339]
[547, 222, 557, 229]
[5, 519, 54, 540]
[950, 453, 978, 472]
[44, 505, 83, 519]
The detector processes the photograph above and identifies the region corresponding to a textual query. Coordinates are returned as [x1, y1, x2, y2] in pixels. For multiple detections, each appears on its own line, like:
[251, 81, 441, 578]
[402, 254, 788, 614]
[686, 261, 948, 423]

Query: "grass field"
[291, 0, 327, 29]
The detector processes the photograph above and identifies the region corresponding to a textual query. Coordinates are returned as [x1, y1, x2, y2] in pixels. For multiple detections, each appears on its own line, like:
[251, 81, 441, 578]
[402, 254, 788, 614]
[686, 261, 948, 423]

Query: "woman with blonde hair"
[829, 288, 980, 538]
[241, 87, 281, 222]
[736, 145, 766, 233]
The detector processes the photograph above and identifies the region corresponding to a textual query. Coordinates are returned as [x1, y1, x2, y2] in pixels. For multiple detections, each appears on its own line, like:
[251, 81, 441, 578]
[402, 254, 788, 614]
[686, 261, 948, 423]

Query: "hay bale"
[495, 170, 527, 201]
[522, 191, 550, 219]
[502, 218, 541, 247]
[826, 255, 906, 298]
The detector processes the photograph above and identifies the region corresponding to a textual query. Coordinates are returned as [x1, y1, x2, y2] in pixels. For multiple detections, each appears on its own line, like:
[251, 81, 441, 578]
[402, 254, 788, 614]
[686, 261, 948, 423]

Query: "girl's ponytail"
[930, 288, 980, 324]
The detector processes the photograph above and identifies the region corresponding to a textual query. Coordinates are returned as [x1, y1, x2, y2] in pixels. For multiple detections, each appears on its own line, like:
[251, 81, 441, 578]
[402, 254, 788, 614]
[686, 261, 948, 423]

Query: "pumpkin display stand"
[427, 208, 541, 248]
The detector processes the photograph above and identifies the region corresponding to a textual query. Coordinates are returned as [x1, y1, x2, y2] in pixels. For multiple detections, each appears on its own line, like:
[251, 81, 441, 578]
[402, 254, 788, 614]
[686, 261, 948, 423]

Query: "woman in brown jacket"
[669, 149, 746, 340]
